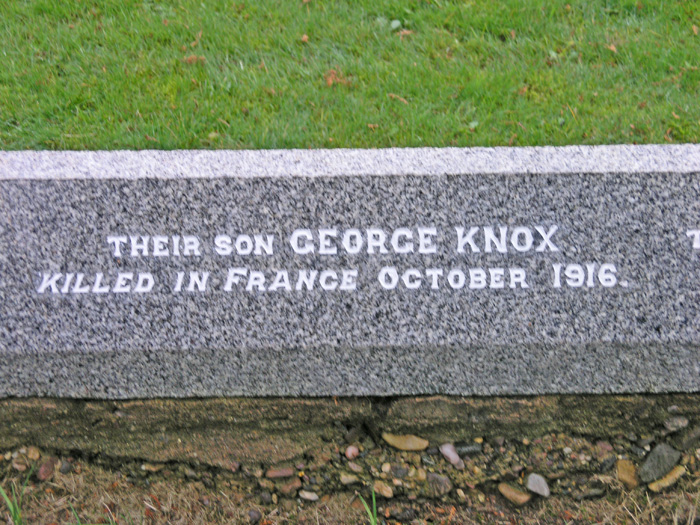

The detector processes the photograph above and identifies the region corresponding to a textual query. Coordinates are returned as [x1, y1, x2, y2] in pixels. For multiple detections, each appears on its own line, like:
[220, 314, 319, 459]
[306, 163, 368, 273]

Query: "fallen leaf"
[367, 123, 378, 130]
[693, 25, 698, 35]
[388, 93, 408, 104]
[397, 29, 414, 40]
[324, 69, 349, 86]
[606, 43, 617, 53]
[191, 30, 203, 47]
[518, 85, 528, 95]
[163, 19, 169, 26]
[145, 135, 158, 142]
[183, 55, 205, 64]
[510, 30, 516, 39]
[301, 34, 309, 43]
[672, 111, 680, 119]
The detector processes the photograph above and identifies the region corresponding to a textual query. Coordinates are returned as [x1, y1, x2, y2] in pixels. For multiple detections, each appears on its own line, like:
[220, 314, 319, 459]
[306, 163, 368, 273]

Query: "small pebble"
[26, 446, 41, 462]
[340, 473, 359, 485]
[616, 459, 639, 490]
[37, 458, 57, 482]
[664, 416, 689, 433]
[348, 461, 363, 473]
[247, 509, 262, 524]
[439, 443, 465, 470]
[345, 445, 359, 460]
[373, 480, 394, 498]
[639, 443, 681, 483]
[299, 490, 319, 501]
[279, 478, 302, 496]
[266, 467, 295, 479]
[498, 483, 531, 506]
[382, 432, 429, 451]
[526, 473, 550, 497]
[426, 473, 452, 497]
[648, 465, 685, 492]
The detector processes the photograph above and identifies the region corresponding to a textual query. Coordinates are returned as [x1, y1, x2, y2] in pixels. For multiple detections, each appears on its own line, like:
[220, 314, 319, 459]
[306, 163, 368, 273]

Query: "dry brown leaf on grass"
[324, 69, 349, 87]
[693, 25, 698, 36]
[183, 55, 206, 64]
[606, 43, 617, 53]
[397, 29, 414, 40]
[388, 93, 408, 104]
[301, 34, 309, 43]
[191, 30, 203, 47]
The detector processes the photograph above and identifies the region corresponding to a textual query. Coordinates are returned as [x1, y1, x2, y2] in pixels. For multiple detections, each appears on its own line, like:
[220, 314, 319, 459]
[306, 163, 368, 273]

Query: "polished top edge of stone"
[1, 144, 700, 180]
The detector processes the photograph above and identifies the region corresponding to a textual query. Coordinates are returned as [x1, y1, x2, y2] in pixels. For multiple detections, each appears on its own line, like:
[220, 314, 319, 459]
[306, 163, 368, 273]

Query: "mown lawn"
[1, 0, 699, 149]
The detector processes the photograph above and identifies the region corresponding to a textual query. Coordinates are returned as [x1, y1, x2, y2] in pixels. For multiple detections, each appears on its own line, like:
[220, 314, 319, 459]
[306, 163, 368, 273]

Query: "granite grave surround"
[0, 145, 699, 399]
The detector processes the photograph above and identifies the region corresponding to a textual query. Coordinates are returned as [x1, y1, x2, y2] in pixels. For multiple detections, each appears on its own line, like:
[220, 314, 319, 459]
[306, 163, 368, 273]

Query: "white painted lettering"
[215, 235, 233, 256]
[290, 229, 314, 254]
[484, 227, 507, 253]
[319, 270, 339, 291]
[342, 229, 363, 254]
[296, 270, 318, 290]
[391, 228, 413, 254]
[37, 273, 61, 294]
[402, 268, 422, 289]
[253, 234, 274, 255]
[318, 229, 337, 255]
[107, 236, 127, 257]
[339, 269, 358, 290]
[425, 268, 443, 289]
[378, 267, 399, 289]
[113, 272, 133, 293]
[152, 236, 169, 256]
[183, 236, 201, 256]
[134, 273, 155, 293]
[223, 268, 247, 291]
[268, 270, 292, 291]
[509, 268, 529, 288]
[510, 227, 533, 252]
[535, 225, 559, 252]
[447, 269, 465, 289]
[469, 268, 487, 289]
[367, 229, 389, 254]
[246, 271, 266, 291]
[456, 227, 480, 253]
[418, 227, 437, 254]
[130, 236, 149, 257]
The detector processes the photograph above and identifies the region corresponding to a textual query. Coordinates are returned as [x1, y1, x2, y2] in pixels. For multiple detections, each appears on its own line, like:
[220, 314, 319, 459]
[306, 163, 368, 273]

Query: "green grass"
[358, 489, 379, 525]
[1, 0, 699, 150]
[0, 469, 32, 525]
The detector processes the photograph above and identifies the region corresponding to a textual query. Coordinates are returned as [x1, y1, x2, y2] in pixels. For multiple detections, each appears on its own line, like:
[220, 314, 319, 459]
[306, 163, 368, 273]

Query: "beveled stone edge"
[1, 144, 700, 180]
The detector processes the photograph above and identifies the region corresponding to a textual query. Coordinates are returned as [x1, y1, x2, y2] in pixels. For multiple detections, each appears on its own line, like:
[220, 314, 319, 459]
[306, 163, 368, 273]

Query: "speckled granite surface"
[0, 146, 698, 398]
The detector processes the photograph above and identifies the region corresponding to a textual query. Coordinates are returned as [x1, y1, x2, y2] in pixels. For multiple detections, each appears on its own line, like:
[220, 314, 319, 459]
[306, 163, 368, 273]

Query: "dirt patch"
[1, 395, 699, 523]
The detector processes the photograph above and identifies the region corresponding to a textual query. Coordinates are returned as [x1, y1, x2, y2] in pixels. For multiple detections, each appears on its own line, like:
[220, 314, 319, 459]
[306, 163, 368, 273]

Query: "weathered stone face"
[0, 146, 699, 398]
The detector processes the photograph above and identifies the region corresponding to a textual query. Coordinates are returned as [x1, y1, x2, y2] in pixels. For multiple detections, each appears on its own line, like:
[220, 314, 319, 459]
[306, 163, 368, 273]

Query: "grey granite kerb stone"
[0, 145, 699, 399]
